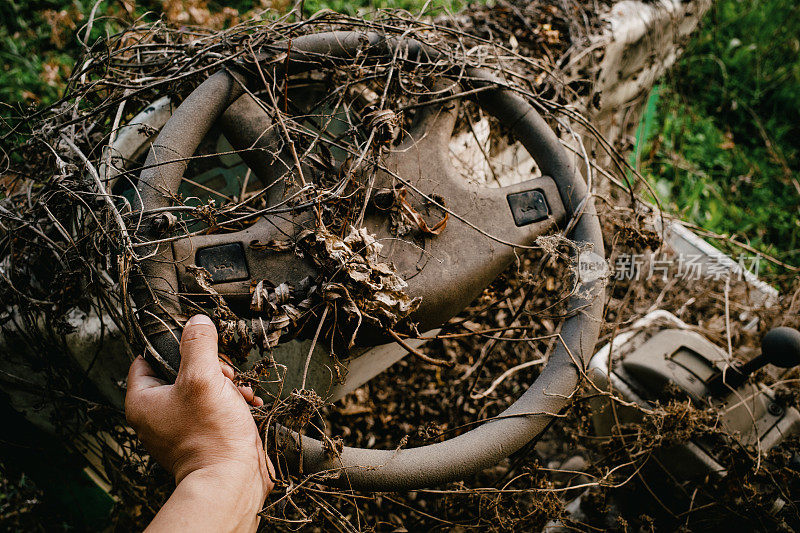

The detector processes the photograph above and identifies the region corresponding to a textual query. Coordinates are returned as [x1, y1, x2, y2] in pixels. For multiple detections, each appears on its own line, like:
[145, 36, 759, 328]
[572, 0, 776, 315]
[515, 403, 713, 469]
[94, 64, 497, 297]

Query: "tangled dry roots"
[1, 2, 799, 531]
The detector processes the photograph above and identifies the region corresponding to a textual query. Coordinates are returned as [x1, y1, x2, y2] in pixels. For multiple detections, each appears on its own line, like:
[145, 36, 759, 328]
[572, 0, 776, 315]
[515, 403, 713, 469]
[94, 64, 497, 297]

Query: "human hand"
[125, 314, 273, 505]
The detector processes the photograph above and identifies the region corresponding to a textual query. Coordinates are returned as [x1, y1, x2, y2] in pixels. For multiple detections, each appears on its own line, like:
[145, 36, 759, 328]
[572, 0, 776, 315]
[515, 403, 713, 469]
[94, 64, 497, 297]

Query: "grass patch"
[640, 0, 800, 267]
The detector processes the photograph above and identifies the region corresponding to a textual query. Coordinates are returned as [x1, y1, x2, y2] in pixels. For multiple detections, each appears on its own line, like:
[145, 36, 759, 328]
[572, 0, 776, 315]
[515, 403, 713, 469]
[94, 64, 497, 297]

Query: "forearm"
[146, 468, 265, 533]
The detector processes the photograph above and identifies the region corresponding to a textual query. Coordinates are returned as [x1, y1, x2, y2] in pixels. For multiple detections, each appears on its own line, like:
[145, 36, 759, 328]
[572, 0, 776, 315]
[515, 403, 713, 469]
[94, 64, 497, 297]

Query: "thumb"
[178, 314, 220, 382]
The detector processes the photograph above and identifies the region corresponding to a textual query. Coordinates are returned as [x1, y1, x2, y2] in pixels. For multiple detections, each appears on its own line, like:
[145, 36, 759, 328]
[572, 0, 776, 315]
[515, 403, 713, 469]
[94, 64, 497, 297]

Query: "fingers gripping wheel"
[132, 31, 605, 490]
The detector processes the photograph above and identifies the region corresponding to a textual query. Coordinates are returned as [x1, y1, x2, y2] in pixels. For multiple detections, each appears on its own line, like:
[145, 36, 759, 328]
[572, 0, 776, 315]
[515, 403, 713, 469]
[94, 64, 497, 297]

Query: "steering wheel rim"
[131, 31, 605, 490]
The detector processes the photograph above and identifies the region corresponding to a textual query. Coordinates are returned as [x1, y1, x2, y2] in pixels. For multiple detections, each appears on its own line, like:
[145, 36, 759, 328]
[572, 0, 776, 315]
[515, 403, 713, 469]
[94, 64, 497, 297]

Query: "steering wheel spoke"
[172, 213, 317, 314]
[219, 93, 288, 208]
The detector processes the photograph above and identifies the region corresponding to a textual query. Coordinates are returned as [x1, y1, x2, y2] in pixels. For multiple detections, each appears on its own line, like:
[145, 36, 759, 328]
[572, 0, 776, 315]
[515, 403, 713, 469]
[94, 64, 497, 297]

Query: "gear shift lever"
[708, 326, 800, 394]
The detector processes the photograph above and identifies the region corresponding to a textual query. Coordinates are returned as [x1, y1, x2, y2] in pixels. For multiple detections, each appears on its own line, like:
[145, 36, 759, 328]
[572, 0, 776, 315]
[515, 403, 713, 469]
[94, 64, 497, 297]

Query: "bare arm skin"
[125, 314, 273, 532]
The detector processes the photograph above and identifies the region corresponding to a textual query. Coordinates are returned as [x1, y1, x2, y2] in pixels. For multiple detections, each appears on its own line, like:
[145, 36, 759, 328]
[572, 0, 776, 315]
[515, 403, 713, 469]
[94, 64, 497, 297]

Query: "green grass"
[0, 1, 81, 107]
[639, 0, 800, 267]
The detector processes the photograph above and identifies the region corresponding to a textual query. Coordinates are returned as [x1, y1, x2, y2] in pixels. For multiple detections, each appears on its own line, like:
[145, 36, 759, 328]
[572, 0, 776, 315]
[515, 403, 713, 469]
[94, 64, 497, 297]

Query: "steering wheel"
[131, 31, 605, 491]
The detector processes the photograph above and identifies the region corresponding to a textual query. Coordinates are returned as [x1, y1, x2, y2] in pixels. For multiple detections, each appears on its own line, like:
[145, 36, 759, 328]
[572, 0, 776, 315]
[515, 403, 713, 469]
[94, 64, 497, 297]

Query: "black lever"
[708, 327, 800, 394]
